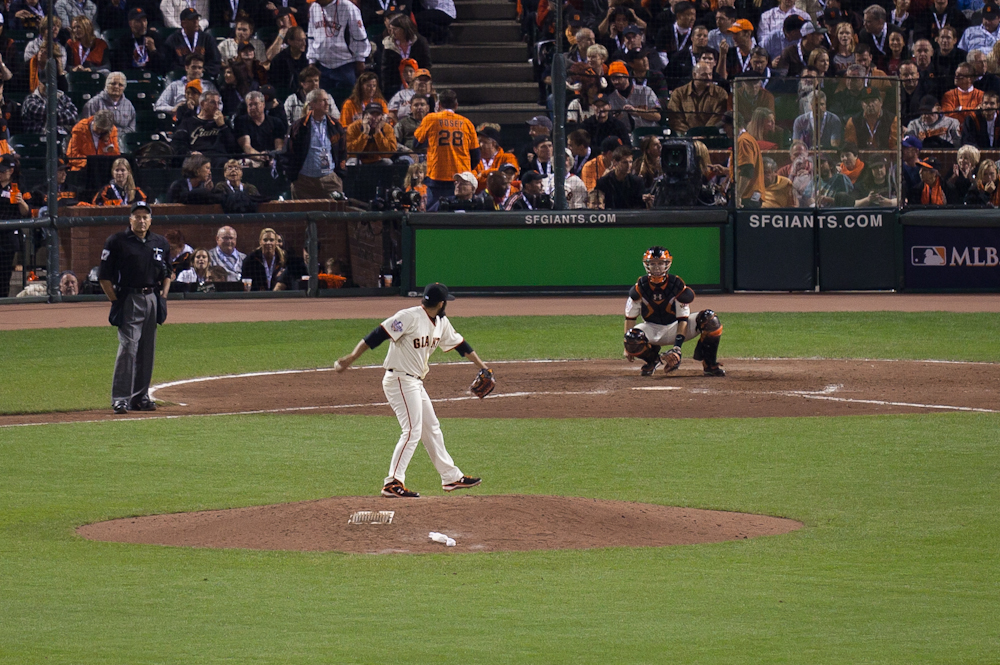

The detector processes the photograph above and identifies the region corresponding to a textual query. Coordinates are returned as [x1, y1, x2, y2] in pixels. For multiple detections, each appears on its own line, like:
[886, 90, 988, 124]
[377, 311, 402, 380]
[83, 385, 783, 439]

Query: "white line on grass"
[0, 390, 608, 428]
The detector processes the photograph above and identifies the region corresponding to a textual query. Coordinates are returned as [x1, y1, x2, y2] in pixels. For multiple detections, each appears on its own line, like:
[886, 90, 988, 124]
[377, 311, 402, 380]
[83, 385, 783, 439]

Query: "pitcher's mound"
[78, 495, 802, 554]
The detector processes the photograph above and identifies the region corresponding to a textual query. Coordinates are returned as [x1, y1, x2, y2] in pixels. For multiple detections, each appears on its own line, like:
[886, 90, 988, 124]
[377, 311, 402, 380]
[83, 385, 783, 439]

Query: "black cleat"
[381, 480, 420, 498]
[640, 359, 661, 376]
[113, 400, 129, 414]
[131, 396, 157, 411]
[443, 476, 482, 492]
[703, 363, 726, 377]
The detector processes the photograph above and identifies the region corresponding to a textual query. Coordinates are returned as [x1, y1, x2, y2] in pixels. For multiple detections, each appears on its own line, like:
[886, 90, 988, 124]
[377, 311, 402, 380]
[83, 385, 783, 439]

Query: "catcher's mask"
[643, 246, 672, 284]
[624, 328, 651, 356]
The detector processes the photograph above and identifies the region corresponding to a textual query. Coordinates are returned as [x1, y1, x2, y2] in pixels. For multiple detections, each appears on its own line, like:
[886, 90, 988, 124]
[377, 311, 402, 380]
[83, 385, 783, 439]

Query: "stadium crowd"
[1, 0, 1000, 220]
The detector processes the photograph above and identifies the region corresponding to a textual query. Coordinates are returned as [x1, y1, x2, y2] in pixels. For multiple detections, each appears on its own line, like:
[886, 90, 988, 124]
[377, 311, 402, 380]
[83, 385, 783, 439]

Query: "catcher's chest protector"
[634, 275, 688, 326]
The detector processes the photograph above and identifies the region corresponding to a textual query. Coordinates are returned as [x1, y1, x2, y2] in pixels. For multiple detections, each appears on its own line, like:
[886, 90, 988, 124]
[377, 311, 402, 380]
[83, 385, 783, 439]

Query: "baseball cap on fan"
[422, 282, 455, 305]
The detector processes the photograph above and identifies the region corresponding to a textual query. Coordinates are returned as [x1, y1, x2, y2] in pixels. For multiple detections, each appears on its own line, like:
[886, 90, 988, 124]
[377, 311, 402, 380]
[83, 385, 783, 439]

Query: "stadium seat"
[241, 166, 290, 201]
[67, 70, 106, 93]
[124, 87, 155, 111]
[68, 90, 98, 111]
[686, 127, 730, 149]
[633, 126, 670, 145]
[123, 131, 168, 153]
[135, 110, 171, 132]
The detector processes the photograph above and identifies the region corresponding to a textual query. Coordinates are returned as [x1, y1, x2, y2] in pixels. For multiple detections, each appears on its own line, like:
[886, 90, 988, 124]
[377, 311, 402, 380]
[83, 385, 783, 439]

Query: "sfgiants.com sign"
[905, 227, 1000, 289]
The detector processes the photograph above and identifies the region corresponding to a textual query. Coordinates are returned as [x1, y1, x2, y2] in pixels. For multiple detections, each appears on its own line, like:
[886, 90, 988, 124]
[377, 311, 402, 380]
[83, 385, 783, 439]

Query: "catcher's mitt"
[661, 346, 682, 372]
[470, 368, 496, 399]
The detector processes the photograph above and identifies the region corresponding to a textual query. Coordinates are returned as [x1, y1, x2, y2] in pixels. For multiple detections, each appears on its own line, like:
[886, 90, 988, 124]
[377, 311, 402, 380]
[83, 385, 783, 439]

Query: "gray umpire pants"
[112, 292, 158, 403]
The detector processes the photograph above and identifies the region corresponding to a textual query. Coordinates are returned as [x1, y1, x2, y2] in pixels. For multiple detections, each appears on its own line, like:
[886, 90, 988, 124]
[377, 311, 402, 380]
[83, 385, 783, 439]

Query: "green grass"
[2, 312, 999, 414]
[1, 413, 998, 663]
[2, 311, 999, 662]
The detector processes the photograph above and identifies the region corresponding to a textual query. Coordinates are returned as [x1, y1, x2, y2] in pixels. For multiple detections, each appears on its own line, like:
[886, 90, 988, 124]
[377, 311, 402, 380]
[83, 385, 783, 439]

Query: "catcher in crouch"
[623, 246, 726, 377]
[334, 282, 495, 498]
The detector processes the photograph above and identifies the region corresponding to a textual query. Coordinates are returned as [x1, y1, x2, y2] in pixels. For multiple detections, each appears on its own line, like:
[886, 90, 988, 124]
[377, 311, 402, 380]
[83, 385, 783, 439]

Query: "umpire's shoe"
[382, 480, 420, 498]
[113, 400, 130, 414]
[703, 362, 726, 377]
[131, 395, 157, 411]
[443, 476, 482, 492]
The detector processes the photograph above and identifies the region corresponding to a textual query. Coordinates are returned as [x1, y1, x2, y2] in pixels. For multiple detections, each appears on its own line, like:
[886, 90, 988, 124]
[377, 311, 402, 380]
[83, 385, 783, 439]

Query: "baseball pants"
[112, 292, 158, 403]
[382, 372, 464, 487]
[636, 316, 700, 347]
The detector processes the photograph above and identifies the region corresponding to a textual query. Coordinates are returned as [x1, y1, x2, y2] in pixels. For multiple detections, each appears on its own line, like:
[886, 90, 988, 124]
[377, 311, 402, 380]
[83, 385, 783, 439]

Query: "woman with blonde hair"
[404, 162, 428, 210]
[93, 158, 147, 206]
[632, 136, 662, 189]
[965, 159, 1000, 207]
[241, 228, 286, 291]
[948, 144, 981, 201]
[832, 22, 857, 75]
[746, 107, 778, 150]
[67, 15, 109, 72]
[586, 44, 609, 75]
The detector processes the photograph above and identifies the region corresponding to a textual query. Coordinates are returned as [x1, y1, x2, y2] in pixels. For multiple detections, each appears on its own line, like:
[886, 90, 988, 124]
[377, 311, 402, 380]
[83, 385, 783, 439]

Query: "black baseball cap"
[422, 282, 455, 305]
[128, 7, 147, 20]
[0, 154, 16, 170]
[917, 156, 941, 171]
[477, 126, 501, 144]
[521, 170, 545, 184]
[180, 7, 200, 21]
[131, 200, 151, 215]
[984, 2, 999, 17]
[600, 136, 623, 153]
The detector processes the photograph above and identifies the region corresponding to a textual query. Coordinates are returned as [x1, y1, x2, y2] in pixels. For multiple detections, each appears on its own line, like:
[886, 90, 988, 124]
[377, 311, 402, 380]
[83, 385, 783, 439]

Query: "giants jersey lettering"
[625, 275, 691, 325]
[413, 110, 480, 181]
[380, 305, 465, 379]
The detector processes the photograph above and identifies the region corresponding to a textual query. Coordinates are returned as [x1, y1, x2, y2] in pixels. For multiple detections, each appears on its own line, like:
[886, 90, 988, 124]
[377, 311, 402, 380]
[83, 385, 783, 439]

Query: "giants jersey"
[380, 306, 465, 380]
[625, 275, 691, 326]
[413, 109, 480, 181]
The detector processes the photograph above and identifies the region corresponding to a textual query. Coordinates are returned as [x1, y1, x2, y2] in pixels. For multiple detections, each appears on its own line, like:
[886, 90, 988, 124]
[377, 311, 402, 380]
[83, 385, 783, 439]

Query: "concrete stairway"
[430, 0, 541, 126]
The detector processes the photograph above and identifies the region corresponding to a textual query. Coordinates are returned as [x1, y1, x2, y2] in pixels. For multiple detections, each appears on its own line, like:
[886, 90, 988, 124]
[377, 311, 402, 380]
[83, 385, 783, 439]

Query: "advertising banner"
[904, 226, 1000, 290]
[818, 209, 897, 290]
[735, 210, 815, 290]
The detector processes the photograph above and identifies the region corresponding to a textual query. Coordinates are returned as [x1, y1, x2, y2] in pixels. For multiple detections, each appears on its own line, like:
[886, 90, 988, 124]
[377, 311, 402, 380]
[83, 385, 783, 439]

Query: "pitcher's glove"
[470, 368, 496, 399]
[661, 346, 682, 373]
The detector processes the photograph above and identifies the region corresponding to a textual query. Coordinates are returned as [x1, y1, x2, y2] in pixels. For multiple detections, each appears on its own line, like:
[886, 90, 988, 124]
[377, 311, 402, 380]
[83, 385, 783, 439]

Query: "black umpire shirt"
[99, 227, 171, 289]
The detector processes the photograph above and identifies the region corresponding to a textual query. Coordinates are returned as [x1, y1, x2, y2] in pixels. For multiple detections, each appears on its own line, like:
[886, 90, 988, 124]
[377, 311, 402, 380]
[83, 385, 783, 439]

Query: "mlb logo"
[391, 320, 403, 332]
[911, 246, 946, 266]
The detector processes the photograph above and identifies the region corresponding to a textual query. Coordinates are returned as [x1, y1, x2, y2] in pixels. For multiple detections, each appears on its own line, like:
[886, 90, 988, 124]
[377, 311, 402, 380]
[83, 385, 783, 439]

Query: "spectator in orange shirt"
[473, 126, 519, 192]
[581, 136, 621, 192]
[346, 103, 398, 164]
[66, 110, 120, 171]
[941, 63, 984, 124]
[838, 142, 866, 184]
[340, 71, 389, 127]
[413, 88, 481, 209]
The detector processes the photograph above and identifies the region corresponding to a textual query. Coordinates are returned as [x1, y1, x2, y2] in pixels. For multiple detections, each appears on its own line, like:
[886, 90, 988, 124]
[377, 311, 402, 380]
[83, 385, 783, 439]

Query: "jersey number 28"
[437, 130, 464, 147]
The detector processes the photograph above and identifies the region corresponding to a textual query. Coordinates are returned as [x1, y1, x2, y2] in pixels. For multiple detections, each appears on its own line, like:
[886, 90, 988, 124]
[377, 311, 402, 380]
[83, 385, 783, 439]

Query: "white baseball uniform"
[379, 305, 467, 488]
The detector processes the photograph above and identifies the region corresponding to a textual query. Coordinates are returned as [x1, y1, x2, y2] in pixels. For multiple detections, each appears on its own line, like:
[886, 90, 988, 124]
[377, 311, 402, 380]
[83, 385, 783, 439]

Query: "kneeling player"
[623, 246, 725, 377]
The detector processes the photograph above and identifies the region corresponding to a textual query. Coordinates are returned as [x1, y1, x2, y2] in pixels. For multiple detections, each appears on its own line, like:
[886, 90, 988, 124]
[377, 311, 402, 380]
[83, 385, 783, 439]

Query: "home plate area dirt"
[148, 358, 999, 420]
[72, 358, 996, 554]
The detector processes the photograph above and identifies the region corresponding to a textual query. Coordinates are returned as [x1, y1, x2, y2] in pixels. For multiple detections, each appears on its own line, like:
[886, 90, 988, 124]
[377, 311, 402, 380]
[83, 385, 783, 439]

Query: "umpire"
[98, 201, 172, 414]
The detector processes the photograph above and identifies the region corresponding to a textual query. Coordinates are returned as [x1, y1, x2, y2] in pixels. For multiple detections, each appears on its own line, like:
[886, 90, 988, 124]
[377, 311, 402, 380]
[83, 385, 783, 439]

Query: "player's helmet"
[642, 246, 672, 284]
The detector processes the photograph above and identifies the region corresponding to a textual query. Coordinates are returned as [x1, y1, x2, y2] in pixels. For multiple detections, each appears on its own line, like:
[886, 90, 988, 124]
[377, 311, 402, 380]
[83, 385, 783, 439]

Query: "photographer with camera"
[431, 172, 480, 211]
[98, 201, 172, 415]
